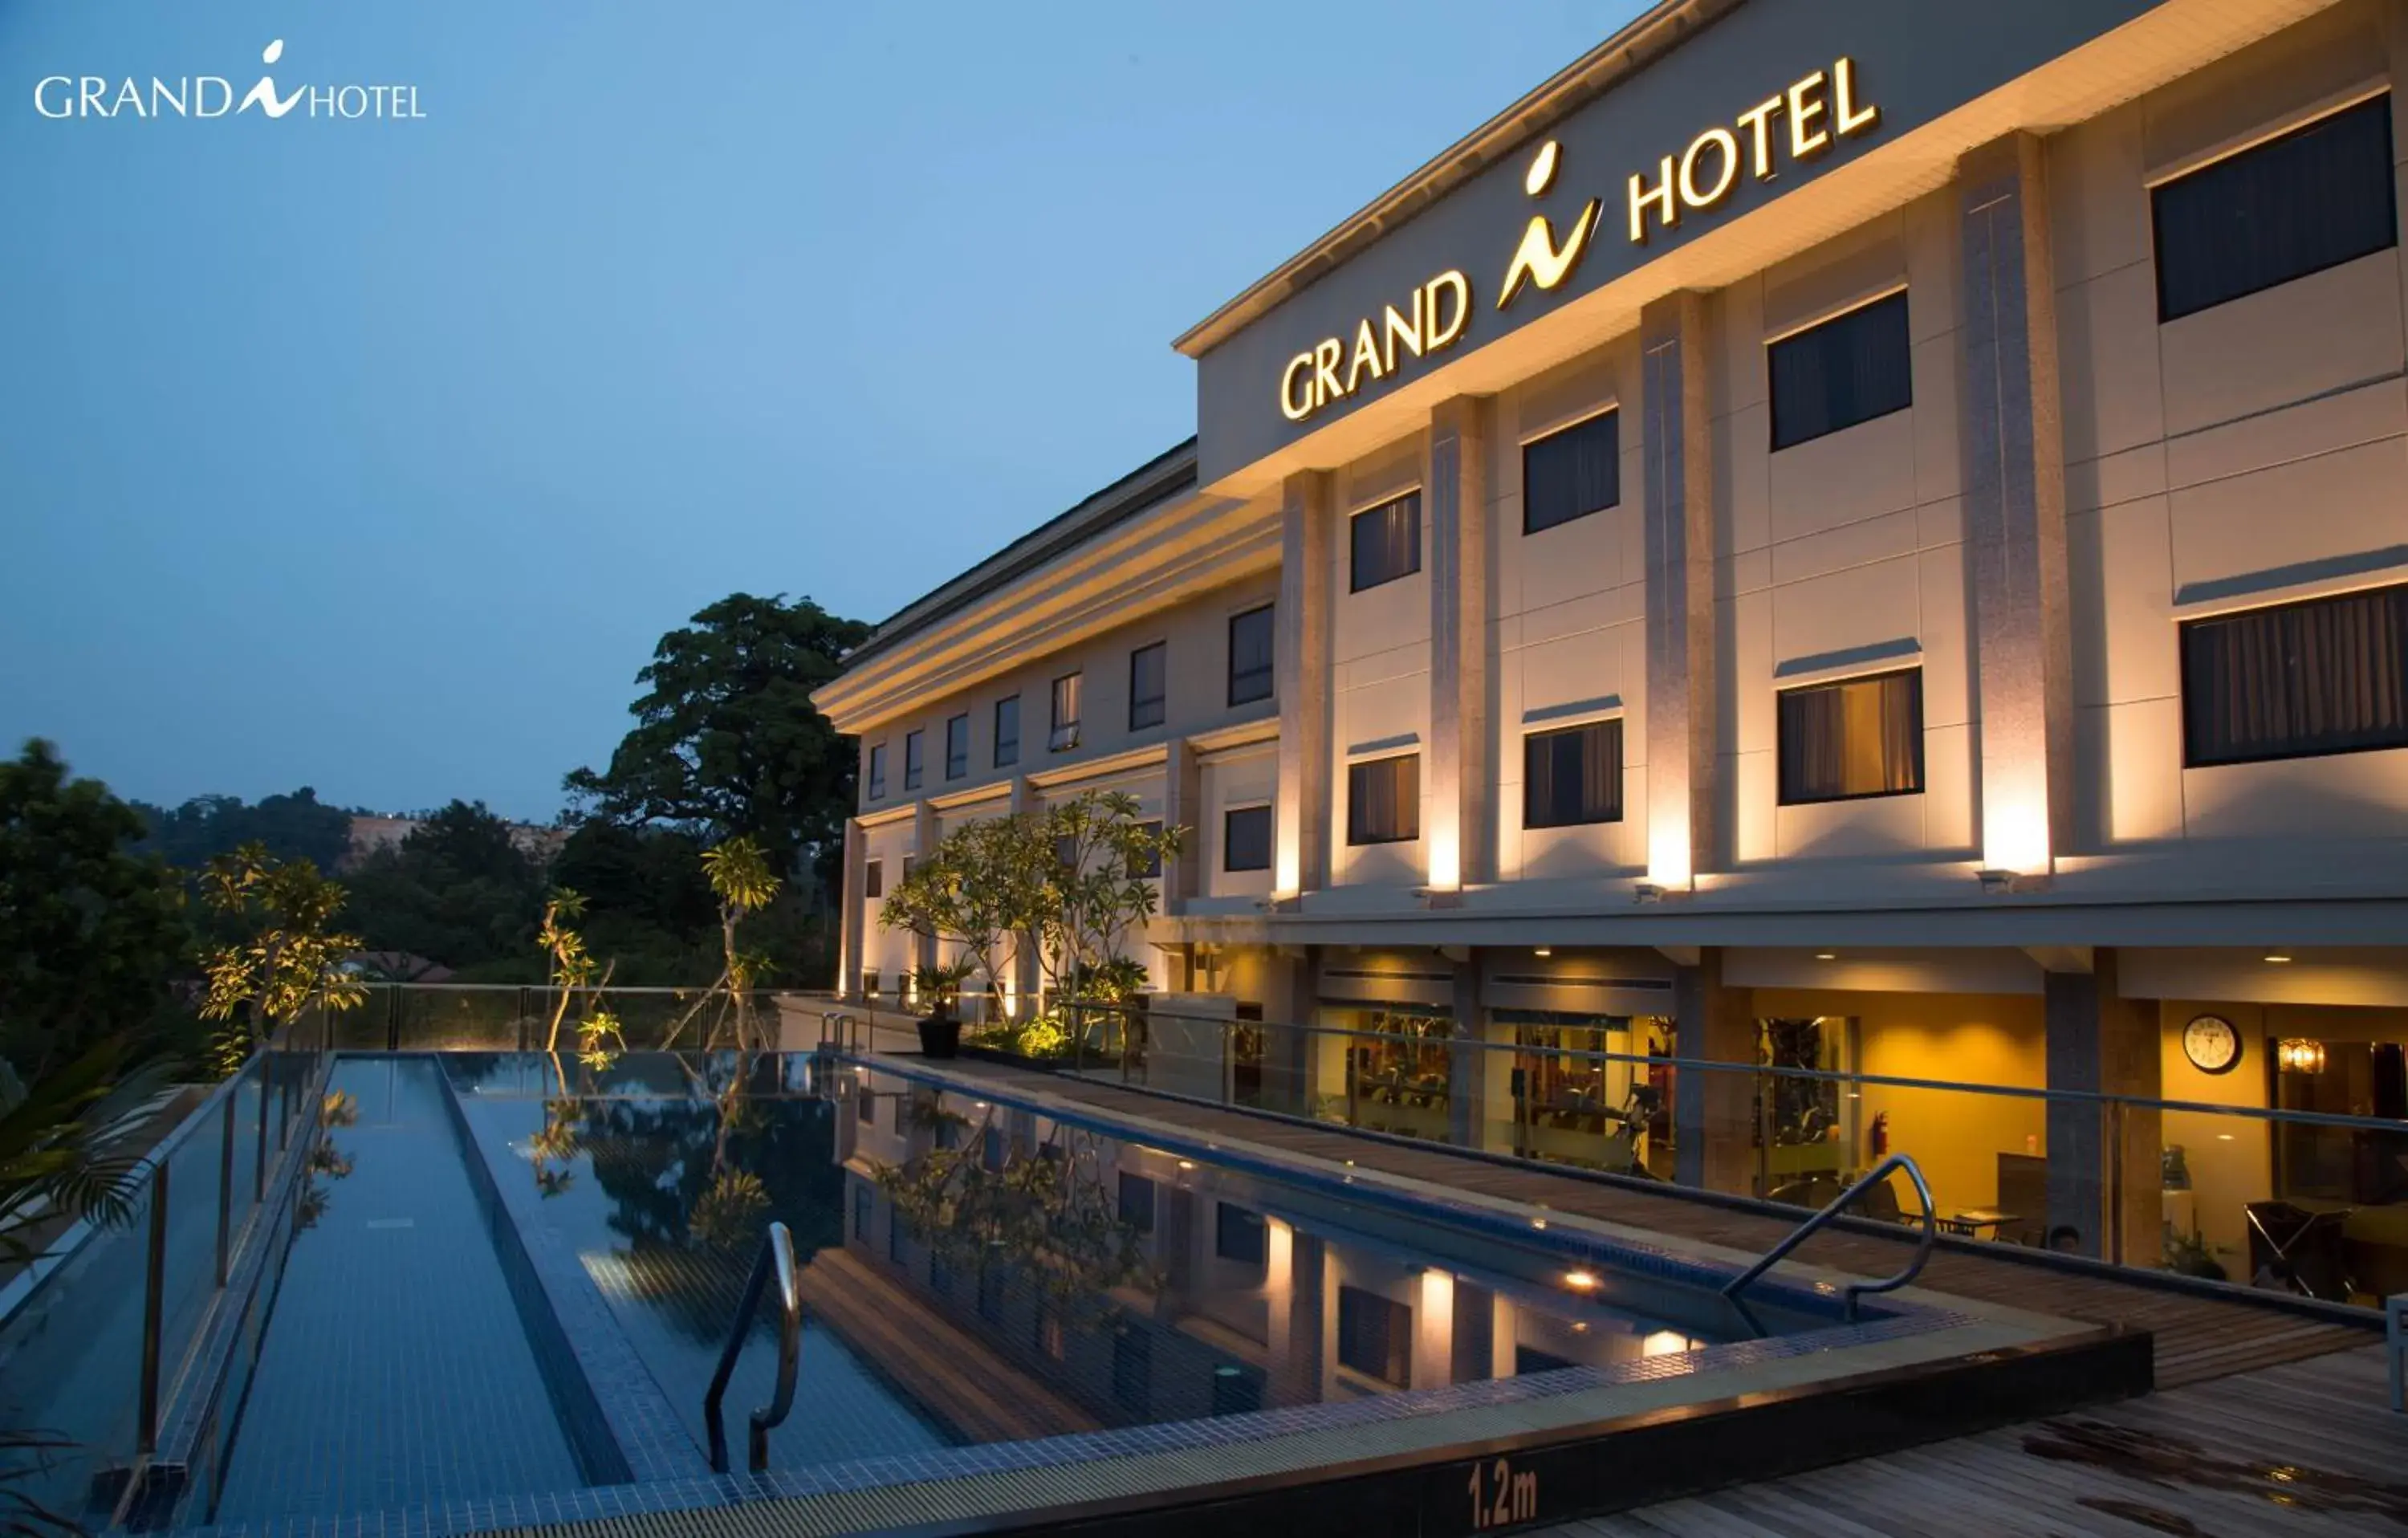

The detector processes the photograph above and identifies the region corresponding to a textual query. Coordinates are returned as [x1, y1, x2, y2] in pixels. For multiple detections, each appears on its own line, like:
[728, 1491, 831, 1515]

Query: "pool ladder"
[705, 1222, 803, 1474]
[1721, 1154, 1936, 1322]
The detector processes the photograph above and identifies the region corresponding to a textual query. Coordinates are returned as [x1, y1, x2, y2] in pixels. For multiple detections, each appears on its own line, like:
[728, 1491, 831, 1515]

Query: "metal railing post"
[705, 1223, 802, 1474]
[215, 1095, 235, 1288]
[137, 1162, 169, 1455]
[2108, 1099, 2126, 1268]
[255, 1060, 271, 1202]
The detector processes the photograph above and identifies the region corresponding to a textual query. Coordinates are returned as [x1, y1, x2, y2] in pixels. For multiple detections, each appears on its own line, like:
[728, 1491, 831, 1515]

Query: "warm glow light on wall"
[1981, 788, 2050, 877]
[1426, 821, 1462, 892]
[1645, 818, 1691, 891]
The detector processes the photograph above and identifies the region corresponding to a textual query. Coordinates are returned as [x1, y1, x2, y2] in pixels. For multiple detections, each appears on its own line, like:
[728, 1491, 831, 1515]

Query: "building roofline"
[836, 437, 1200, 674]
[1170, 0, 1740, 360]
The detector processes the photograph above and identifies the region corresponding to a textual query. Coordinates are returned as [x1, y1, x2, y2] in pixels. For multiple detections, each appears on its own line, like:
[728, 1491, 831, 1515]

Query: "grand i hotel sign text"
[1278, 57, 1880, 424]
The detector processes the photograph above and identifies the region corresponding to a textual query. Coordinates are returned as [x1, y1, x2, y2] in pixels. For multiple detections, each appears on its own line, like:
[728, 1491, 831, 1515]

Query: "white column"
[1275, 471, 1334, 897]
[1640, 291, 1718, 888]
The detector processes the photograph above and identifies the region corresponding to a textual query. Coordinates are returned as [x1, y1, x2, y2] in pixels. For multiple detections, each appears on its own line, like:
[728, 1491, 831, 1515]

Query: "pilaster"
[1426, 396, 1495, 889]
[1275, 471, 1335, 894]
[1640, 291, 1717, 887]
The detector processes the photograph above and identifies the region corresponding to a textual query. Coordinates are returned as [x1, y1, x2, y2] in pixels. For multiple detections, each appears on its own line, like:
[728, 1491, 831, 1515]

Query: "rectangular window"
[1348, 490, 1422, 592]
[903, 730, 924, 791]
[2154, 94, 2398, 323]
[1129, 641, 1167, 731]
[864, 859, 884, 899]
[1050, 673, 1082, 752]
[1768, 290, 1912, 451]
[1347, 753, 1421, 845]
[994, 695, 1020, 767]
[857, 1084, 877, 1125]
[1777, 669, 1926, 804]
[1214, 1204, 1267, 1266]
[1523, 409, 1619, 534]
[1132, 820, 1163, 880]
[1228, 604, 1275, 706]
[944, 714, 969, 780]
[1336, 1285, 1411, 1388]
[1117, 1171, 1155, 1232]
[1223, 805, 1271, 873]
[1523, 719, 1624, 828]
[2182, 584, 2408, 766]
[866, 743, 888, 800]
[852, 1184, 871, 1241]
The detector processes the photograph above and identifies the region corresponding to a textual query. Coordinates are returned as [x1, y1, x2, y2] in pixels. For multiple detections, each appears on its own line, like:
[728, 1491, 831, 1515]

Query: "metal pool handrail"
[1721, 1154, 1936, 1322]
[704, 1222, 803, 1474]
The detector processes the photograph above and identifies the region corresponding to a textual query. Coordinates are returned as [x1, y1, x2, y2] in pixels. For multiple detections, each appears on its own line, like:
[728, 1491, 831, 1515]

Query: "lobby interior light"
[2277, 1039, 2326, 1074]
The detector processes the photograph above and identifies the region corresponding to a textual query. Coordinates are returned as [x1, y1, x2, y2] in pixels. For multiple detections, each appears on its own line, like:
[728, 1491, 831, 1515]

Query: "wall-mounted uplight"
[1533, 946, 1553, 958]
[1176, 1159, 1196, 1170]
[1562, 1269, 1600, 1291]
[1814, 951, 1837, 962]
[2264, 953, 2294, 965]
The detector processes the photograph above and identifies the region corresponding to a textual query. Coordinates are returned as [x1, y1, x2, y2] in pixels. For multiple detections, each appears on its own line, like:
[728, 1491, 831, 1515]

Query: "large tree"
[0, 741, 189, 1081]
[565, 593, 868, 883]
[342, 800, 547, 975]
[135, 786, 354, 873]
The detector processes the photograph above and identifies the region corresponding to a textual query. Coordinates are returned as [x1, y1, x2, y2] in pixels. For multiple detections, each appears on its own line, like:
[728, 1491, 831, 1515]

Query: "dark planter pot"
[916, 1015, 962, 1060]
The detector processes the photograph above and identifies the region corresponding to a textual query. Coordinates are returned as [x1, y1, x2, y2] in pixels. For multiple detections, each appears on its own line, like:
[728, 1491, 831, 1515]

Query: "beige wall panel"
[1767, 409, 1921, 545]
[1727, 589, 1775, 756]
[2076, 698, 2187, 849]
[1714, 403, 1774, 555]
[1911, 333, 1965, 508]
[2185, 747, 2408, 840]
[1775, 785, 1925, 862]
[2159, 251, 2404, 437]
[2167, 435, 2408, 591]
[1916, 547, 1974, 731]
[1922, 721, 1979, 856]
[2057, 263, 2167, 466]
[1768, 551, 1924, 665]
[2049, 104, 2151, 289]
[2068, 496, 2180, 711]
[1771, 507, 1919, 588]
[2166, 374, 2408, 491]
[2065, 442, 2170, 518]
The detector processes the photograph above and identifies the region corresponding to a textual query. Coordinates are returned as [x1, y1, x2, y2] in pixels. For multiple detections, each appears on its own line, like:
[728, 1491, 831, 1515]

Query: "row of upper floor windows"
[1335, 91, 2398, 592]
[863, 604, 1278, 802]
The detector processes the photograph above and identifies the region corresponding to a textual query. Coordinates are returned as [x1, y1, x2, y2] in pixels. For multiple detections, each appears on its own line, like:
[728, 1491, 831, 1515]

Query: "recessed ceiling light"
[1563, 1270, 1600, 1290]
[1176, 1160, 1195, 1170]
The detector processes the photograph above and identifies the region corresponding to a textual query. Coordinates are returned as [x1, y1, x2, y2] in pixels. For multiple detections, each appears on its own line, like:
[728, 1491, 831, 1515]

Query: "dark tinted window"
[1117, 1171, 1155, 1232]
[1347, 753, 1421, 845]
[1768, 291, 1912, 451]
[1129, 641, 1166, 730]
[1229, 604, 1275, 706]
[2182, 584, 2408, 766]
[863, 859, 883, 899]
[1523, 410, 1619, 534]
[1777, 669, 1925, 804]
[1214, 1204, 1267, 1265]
[903, 730, 924, 791]
[1336, 1285, 1411, 1387]
[1050, 673, 1081, 751]
[1349, 491, 1422, 592]
[994, 696, 1020, 767]
[1223, 806, 1271, 872]
[944, 714, 969, 780]
[2154, 95, 2398, 323]
[1524, 719, 1624, 828]
[866, 743, 887, 800]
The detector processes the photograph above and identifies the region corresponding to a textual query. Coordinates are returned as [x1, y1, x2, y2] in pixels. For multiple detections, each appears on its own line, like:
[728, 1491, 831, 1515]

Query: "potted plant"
[911, 958, 975, 1059]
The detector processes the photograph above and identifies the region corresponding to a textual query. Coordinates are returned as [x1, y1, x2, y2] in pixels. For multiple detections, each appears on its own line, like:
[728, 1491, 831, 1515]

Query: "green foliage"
[197, 844, 366, 1075]
[661, 836, 785, 1052]
[0, 1034, 169, 1264]
[134, 786, 353, 873]
[547, 822, 722, 983]
[0, 741, 189, 1082]
[341, 800, 546, 974]
[878, 814, 1053, 1014]
[564, 593, 870, 885]
[1039, 791, 1182, 1007]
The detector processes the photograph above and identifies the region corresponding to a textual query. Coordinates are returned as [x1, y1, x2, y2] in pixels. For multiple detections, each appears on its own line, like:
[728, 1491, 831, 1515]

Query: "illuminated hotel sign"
[1274, 58, 1880, 425]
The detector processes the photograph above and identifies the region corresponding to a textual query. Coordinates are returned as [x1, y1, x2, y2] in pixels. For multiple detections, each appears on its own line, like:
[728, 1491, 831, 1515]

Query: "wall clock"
[2182, 1013, 2242, 1076]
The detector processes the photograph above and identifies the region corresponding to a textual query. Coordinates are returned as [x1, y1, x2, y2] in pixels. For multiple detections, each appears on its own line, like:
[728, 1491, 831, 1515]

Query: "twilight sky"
[1, 2, 1640, 821]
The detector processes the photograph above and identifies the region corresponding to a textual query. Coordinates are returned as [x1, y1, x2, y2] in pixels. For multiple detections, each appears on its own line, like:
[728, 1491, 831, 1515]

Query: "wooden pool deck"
[894, 1050, 2376, 1391]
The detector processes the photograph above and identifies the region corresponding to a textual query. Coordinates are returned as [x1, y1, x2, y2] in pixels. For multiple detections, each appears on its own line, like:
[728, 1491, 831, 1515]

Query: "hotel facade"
[814, 0, 2408, 1286]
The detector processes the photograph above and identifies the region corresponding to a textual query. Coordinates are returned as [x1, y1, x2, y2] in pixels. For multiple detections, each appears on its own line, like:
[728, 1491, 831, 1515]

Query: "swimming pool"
[113, 1049, 2140, 1536]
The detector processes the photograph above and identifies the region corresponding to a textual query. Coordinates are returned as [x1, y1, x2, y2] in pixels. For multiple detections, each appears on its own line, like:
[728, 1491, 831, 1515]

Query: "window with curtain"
[903, 730, 924, 791]
[1767, 291, 1912, 451]
[1523, 719, 1623, 828]
[2182, 584, 2408, 766]
[2154, 94, 2397, 323]
[866, 743, 887, 800]
[1347, 752, 1421, 844]
[1223, 805, 1271, 872]
[1348, 490, 1422, 592]
[1129, 641, 1166, 730]
[994, 695, 1020, 767]
[1228, 604, 1275, 706]
[944, 714, 968, 780]
[1049, 672, 1081, 751]
[1776, 669, 1924, 804]
[1523, 409, 1620, 534]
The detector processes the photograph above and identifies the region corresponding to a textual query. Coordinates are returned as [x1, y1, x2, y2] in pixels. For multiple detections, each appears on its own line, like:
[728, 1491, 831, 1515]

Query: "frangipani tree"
[197, 843, 366, 1074]
[1039, 791, 1182, 1011]
[877, 813, 1053, 1020]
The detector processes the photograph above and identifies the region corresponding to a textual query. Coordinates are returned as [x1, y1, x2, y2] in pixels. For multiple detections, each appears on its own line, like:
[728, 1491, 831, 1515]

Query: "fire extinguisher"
[1869, 1111, 1889, 1159]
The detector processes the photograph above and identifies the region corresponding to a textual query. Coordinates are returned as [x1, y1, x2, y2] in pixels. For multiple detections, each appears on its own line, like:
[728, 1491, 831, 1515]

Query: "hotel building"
[814, 0, 2408, 1288]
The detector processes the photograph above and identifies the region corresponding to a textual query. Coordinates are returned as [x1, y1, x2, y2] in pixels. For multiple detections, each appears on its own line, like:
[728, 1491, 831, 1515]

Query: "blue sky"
[0, 2, 1641, 820]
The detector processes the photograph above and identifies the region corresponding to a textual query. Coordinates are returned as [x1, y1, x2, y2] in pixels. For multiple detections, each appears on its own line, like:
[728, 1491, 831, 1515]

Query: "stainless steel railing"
[704, 1221, 803, 1475]
[1722, 1153, 1937, 1321]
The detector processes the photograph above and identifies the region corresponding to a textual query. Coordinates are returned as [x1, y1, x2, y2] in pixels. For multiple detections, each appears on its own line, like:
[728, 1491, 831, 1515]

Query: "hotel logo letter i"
[1498, 140, 1601, 309]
